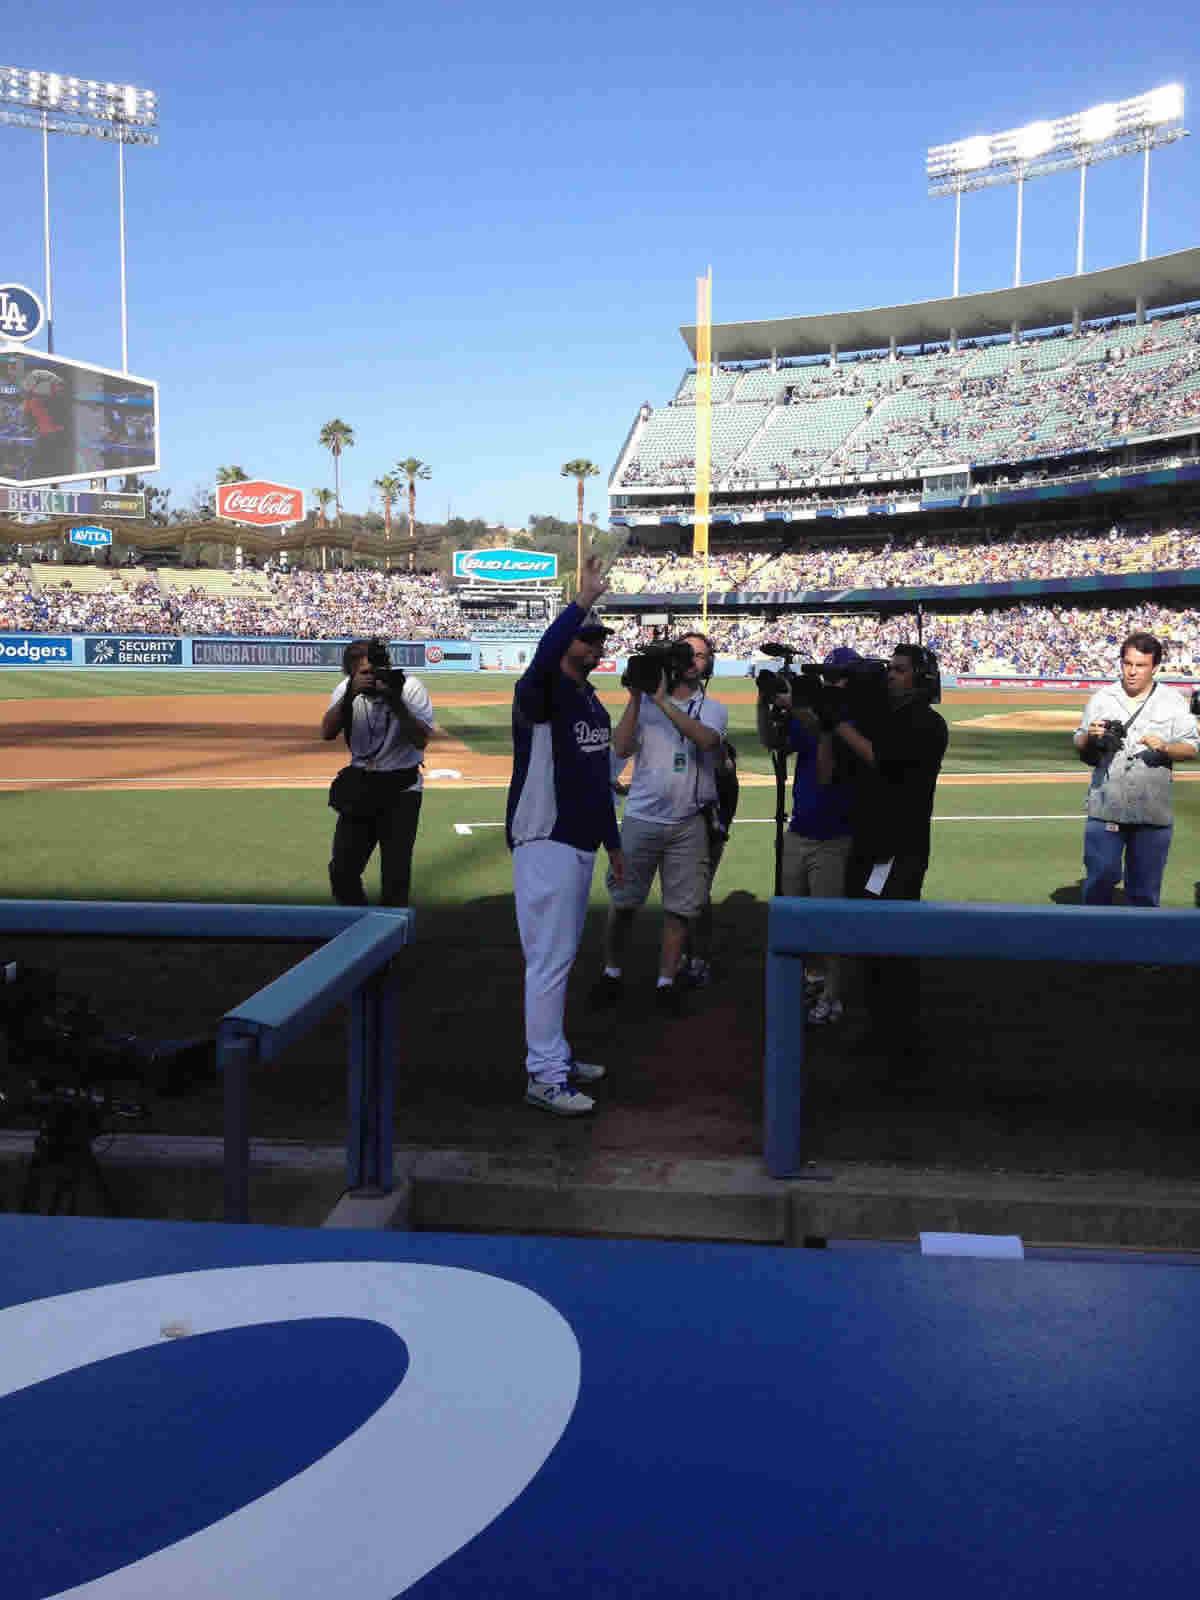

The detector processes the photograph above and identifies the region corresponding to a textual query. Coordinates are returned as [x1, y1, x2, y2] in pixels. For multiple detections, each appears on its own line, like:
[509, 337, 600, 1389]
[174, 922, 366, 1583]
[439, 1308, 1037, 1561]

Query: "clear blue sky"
[8, 1, 1198, 526]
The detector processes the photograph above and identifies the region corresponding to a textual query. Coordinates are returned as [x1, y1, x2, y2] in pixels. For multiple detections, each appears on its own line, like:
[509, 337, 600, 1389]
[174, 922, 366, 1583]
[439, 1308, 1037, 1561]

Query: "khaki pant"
[781, 832, 851, 1003]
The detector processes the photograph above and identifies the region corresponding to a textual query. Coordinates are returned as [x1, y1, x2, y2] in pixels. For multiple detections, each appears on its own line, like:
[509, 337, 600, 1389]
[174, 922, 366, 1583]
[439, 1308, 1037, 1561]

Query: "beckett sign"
[215, 480, 303, 527]
[452, 548, 558, 583]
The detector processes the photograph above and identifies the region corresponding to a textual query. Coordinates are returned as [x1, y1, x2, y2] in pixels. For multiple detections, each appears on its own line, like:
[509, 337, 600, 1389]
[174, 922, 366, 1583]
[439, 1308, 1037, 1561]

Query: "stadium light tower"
[927, 86, 1187, 292]
[0, 65, 159, 369]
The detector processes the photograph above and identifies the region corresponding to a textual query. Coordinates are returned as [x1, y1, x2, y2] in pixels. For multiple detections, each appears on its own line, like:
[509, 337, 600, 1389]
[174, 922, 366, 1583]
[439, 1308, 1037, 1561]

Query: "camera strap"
[1119, 683, 1156, 742]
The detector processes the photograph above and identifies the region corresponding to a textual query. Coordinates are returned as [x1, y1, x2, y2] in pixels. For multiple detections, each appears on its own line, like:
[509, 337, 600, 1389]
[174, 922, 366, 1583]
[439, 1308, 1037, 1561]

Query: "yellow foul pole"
[693, 268, 713, 626]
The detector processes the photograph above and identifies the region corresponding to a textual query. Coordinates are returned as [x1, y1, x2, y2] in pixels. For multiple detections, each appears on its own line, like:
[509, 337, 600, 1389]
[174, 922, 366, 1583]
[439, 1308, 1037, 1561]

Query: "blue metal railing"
[0, 900, 414, 1222]
[765, 897, 1200, 1179]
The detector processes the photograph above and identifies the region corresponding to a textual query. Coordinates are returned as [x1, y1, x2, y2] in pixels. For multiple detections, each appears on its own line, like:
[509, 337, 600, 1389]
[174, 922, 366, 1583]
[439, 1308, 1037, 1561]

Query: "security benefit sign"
[452, 549, 558, 583]
[85, 637, 183, 667]
[0, 349, 159, 489]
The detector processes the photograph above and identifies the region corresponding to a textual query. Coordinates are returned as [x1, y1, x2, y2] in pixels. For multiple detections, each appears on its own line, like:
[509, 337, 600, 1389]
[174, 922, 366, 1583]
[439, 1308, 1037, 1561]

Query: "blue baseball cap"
[824, 646, 861, 668]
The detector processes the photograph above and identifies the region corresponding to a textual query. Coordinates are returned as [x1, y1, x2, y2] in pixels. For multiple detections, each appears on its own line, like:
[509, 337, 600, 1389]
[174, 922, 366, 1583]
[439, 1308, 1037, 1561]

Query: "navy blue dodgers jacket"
[505, 602, 621, 854]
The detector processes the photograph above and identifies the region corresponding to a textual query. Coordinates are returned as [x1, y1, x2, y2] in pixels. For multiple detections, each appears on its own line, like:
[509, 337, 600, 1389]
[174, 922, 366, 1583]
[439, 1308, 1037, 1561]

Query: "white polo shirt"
[623, 690, 729, 825]
[328, 675, 435, 789]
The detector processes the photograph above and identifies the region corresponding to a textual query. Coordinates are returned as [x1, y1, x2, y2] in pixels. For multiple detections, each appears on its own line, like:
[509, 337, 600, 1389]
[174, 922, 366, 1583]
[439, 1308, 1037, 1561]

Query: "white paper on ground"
[920, 1232, 1025, 1260]
[864, 858, 894, 896]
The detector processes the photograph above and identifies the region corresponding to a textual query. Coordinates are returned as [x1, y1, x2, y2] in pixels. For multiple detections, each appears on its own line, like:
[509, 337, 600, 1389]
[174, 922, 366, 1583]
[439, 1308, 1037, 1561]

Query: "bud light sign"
[0, 284, 44, 342]
[69, 524, 113, 548]
[453, 549, 558, 583]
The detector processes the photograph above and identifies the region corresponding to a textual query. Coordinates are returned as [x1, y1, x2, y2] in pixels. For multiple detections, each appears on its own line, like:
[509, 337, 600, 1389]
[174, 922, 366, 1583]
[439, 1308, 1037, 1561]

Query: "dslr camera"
[362, 639, 406, 701]
[1091, 718, 1127, 756]
[622, 638, 696, 695]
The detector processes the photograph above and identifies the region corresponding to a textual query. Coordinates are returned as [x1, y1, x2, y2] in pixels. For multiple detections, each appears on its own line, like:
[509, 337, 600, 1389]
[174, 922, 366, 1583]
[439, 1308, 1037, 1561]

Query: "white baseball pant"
[513, 839, 596, 1084]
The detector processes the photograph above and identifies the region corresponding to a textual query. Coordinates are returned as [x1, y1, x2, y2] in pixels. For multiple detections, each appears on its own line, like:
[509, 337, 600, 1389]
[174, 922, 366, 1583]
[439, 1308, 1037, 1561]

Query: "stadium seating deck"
[617, 310, 1200, 490]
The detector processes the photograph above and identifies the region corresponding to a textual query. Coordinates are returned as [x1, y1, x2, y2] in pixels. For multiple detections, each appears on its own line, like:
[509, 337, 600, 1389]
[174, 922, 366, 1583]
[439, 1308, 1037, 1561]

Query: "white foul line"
[453, 816, 1079, 835]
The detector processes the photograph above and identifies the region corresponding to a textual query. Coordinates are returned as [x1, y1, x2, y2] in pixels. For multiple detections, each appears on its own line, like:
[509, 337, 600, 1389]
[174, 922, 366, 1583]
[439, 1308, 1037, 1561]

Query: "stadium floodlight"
[927, 85, 1188, 292]
[0, 64, 159, 371]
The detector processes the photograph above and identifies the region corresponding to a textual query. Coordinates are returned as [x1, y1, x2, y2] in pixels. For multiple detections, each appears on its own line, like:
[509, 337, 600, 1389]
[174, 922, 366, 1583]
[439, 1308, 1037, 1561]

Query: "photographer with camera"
[591, 631, 728, 1012]
[321, 637, 435, 907]
[756, 646, 864, 1025]
[1073, 631, 1197, 906]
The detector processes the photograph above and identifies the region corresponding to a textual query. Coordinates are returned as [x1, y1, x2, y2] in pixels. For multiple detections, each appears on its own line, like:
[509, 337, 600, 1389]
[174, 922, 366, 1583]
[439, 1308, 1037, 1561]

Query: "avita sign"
[215, 480, 304, 527]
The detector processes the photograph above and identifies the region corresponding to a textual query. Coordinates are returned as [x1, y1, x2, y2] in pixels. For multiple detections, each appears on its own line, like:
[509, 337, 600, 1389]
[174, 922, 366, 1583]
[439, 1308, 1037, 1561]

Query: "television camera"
[755, 643, 890, 732]
[1, 961, 214, 1215]
[621, 638, 697, 696]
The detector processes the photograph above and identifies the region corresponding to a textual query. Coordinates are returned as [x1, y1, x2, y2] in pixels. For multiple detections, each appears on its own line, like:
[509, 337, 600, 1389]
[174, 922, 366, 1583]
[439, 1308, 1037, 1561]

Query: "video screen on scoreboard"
[0, 349, 158, 488]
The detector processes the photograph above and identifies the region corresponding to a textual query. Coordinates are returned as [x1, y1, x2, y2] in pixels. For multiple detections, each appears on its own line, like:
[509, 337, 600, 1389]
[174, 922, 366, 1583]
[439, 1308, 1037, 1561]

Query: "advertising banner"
[215, 481, 304, 527]
[0, 350, 158, 489]
[69, 525, 113, 548]
[0, 487, 145, 519]
[193, 639, 345, 668]
[0, 635, 72, 665]
[85, 637, 182, 666]
[453, 549, 558, 583]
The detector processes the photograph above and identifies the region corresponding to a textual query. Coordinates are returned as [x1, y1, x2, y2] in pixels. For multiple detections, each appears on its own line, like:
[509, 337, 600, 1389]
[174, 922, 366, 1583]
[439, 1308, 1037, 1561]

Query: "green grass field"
[1, 668, 1197, 907]
[4, 668, 1199, 1191]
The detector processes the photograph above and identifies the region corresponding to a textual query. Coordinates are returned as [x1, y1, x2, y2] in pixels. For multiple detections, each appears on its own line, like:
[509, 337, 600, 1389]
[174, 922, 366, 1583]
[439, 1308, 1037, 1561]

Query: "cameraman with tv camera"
[756, 645, 869, 1025]
[321, 637, 435, 907]
[591, 630, 728, 1012]
[831, 643, 948, 1070]
[1073, 631, 1197, 906]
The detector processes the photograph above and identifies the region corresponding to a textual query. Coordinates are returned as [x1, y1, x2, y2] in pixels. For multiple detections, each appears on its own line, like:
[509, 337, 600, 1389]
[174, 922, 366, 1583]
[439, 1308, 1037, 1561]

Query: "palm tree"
[394, 458, 432, 558]
[215, 465, 249, 484]
[312, 487, 336, 528]
[561, 459, 600, 585]
[373, 473, 402, 538]
[318, 419, 355, 523]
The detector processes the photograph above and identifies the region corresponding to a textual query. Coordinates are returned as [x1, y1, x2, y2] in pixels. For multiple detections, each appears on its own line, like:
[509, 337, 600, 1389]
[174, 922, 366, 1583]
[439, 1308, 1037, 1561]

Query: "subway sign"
[452, 548, 558, 583]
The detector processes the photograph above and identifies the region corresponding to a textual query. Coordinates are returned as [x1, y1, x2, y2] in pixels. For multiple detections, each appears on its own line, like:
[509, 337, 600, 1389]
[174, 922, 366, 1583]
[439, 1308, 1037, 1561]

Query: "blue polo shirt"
[787, 722, 854, 841]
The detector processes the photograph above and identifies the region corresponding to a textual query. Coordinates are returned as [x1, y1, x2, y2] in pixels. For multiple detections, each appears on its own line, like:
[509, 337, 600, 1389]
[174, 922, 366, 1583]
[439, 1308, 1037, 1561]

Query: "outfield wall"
[0, 635, 480, 671]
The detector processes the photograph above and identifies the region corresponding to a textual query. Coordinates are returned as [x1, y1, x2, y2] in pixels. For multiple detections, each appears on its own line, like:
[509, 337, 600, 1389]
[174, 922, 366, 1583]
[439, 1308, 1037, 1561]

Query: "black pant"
[329, 787, 422, 907]
[846, 846, 929, 1059]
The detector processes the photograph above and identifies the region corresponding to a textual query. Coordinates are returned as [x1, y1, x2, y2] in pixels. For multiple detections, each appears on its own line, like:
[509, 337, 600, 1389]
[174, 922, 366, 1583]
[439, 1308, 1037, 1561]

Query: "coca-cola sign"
[215, 480, 304, 527]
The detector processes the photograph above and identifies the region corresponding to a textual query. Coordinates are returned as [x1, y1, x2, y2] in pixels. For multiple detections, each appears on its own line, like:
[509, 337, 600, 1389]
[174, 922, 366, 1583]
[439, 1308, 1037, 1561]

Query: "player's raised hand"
[577, 554, 608, 610]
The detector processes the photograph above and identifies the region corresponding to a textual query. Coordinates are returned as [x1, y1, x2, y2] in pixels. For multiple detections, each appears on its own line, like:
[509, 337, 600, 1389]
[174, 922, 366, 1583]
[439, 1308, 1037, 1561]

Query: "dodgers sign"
[0, 283, 44, 342]
[453, 548, 558, 583]
[69, 524, 113, 548]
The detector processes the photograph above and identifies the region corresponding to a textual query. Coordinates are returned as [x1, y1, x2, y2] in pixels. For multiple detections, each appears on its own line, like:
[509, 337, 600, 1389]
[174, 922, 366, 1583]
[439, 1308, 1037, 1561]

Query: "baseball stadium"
[4, 71, 1200, 1246]
[10, 48, 1200, 1600]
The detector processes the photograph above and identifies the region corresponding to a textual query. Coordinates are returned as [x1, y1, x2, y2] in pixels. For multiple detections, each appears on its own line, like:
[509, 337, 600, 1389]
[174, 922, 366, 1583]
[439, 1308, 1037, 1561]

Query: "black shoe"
[589, 972, 623, 1009]
[654, 982, 684, 1016]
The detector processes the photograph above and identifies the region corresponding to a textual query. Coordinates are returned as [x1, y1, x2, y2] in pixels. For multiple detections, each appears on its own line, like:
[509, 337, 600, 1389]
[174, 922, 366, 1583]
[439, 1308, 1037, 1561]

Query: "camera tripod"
[19, 1091, 120, 1218]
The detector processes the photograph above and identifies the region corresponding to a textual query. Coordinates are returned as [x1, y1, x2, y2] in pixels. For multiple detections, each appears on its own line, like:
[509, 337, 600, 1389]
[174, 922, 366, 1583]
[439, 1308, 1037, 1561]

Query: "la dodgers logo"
[1, 1261, 580, 1597]
[0, 284, 44, 342]
[574, 720, 610, 750]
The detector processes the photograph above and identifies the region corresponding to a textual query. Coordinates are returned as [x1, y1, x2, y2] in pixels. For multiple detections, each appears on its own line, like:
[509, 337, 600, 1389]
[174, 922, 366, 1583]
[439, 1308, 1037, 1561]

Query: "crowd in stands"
[599, 603, 1200, 678]
[606, 522, 1200, 594]
[620, 309, 1200, 489]
[4, 526, 1200, 678]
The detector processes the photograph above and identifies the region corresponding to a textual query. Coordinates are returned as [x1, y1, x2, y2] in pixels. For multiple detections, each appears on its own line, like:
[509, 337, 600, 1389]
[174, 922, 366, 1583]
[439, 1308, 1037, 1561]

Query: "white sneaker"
[525, 1080, 595, 1116]
[808, 998, 844, 1027]
[569, 1060, 606, 1082]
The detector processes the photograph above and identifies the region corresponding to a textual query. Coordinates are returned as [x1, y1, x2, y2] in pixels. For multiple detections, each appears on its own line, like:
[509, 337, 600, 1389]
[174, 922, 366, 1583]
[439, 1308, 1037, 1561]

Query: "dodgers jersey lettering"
[506, 603, 620, 853]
